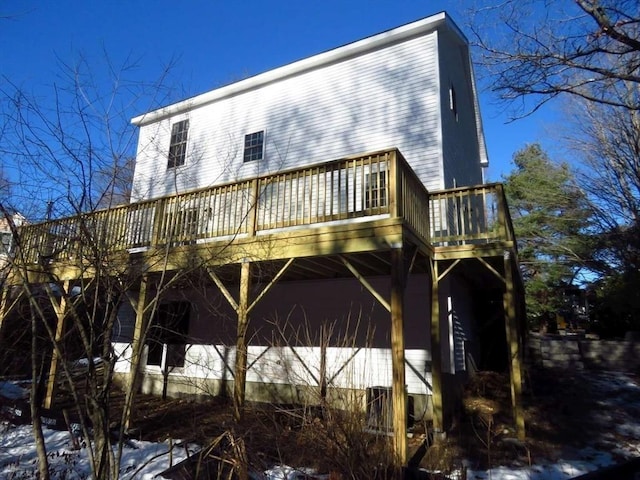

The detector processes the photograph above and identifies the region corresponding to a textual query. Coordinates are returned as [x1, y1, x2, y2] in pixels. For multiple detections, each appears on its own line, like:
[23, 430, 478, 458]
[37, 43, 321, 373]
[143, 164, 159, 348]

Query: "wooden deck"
[2, 148, 524, 463]
[13, 149, 515, 279]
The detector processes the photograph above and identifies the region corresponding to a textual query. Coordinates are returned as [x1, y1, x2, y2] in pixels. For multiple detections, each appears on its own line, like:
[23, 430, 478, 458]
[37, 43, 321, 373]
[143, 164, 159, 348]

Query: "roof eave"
[132, 12, 463, 126]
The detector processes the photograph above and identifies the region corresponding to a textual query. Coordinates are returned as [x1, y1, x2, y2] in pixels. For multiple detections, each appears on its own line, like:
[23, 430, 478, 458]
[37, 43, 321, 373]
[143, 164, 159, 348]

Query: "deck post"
[152, 198, 167, 246]
[129, 276, 150, 394]
[430, 259, 445, 435]
[44, 280, 70, 409]
[390, 247, 407, 466]
[124, 275, 150, 431]
[504, 251, 525, 439]
[388, 150, 402, 219]
[234, 260, 251, 421]
[247, 178, 259, 236]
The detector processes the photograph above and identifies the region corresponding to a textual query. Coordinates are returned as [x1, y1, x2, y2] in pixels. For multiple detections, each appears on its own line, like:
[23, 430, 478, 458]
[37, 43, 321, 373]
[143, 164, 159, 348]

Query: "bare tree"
[0, 46, 284, 477]
[0, 53, 199, 479]
[0, 51, 177, 219]
[564, 84, 640, 274]
[470, 0, 640, 117]
[0, 169, 9, 202]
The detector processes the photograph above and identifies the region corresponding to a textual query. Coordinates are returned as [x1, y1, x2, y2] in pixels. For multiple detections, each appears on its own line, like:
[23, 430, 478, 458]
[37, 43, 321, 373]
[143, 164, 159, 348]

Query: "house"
[0, 211, 25, 275]
[129, 13, 487, 202]
[0, 12, 525, 463]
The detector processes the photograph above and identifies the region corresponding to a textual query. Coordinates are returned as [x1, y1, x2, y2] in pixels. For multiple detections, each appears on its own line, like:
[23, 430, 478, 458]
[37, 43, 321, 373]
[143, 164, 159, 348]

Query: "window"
[0, 232, 11, 254]
[147, 301, 190, 369]
[243, 131, 264, 162]
[449, 85, 458, 121]
[168, 120, 189, 168]
[365, 170, 387, 209]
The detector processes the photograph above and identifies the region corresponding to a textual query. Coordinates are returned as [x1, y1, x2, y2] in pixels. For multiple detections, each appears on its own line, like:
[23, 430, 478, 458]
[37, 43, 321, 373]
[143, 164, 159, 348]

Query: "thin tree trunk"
[30, 310, 50, 480]
[87, 395, 111, 480]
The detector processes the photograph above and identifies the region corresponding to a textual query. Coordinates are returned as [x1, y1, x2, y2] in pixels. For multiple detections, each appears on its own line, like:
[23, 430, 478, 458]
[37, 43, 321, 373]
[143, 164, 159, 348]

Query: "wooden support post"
[247, 258, 294, 314]
[44, 280, 70, 409]
[430, 260, 444, 434]
[390, 248, 407, 466]
[504, 251, 525, 439]
[247, 178, 259, 236]
[124, 276, 150, 432]
[234, 261, 251, 421]
[340, 256, 391, 312]
[129, 276, 150, 395]
[388, 151, 400, 218]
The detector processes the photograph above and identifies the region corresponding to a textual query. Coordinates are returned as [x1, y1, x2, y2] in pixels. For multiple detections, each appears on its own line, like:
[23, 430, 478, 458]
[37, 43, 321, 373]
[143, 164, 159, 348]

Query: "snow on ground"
[467, 448, 617, 480]
[467, 371, 640, 480]
[1, 371, 639, 479]
[0, 422, 197, 479]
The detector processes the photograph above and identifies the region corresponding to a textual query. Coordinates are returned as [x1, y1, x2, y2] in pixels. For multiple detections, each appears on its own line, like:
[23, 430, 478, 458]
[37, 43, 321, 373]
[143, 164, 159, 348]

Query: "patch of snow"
[468, 450, 614, 480]
[72, 357, 103, 367]
[0, 423, 196, 479]
[0, 371, 638, 480]
[264, 465, 329, 480]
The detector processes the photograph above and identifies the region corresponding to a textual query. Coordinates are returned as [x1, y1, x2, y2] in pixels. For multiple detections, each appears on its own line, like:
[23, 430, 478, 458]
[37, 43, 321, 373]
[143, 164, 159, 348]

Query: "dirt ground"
[108, 367, 640, 476]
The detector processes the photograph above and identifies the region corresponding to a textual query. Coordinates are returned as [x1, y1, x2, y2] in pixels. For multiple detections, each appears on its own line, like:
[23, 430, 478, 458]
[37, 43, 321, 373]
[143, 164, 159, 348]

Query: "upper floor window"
[168, 120, 189, 169]
[0, 232, 12, 254]
[449, 85, 458, 121]
[243, 131, 264, 162]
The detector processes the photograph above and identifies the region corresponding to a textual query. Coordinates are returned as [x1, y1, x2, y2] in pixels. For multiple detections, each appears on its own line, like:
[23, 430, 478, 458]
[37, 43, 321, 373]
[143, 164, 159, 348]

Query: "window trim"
[168, 119, 189, 169]
[0, 231, 12, 255]
[146, 301, 191, 371]
[449, 84, 458, 122]
[243, 130, 265, 163]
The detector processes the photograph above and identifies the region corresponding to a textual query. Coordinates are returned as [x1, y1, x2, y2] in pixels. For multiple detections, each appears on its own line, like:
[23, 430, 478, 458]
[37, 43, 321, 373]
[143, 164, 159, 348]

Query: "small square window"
[243, 131, 264, 162]
[168, 120, 189, 169]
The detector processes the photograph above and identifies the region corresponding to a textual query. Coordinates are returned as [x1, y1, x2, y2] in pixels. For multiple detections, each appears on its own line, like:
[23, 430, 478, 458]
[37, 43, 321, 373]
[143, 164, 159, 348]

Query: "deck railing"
[15, 152, 513, 265]
[16, 149, 435, 264]
[428, 183, 515, 247]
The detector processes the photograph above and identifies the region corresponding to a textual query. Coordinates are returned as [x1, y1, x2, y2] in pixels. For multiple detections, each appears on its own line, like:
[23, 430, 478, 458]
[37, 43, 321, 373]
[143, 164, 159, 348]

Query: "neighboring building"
[0, 212, 25, 273]
[2, 12, 526, 460]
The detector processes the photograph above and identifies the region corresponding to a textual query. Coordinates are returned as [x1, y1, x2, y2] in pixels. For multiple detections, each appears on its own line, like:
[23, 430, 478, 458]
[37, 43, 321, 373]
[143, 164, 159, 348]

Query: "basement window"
[168, 120, 189, 168]
[147, 301, 190, 369]
[243, 130, 264, 162]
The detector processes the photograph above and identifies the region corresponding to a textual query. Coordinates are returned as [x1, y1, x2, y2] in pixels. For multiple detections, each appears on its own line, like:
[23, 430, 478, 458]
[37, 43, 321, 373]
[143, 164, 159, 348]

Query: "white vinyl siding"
[437, 30, 485, 189]
[113, 343, 433, 398]
[132, 32, 444, 200]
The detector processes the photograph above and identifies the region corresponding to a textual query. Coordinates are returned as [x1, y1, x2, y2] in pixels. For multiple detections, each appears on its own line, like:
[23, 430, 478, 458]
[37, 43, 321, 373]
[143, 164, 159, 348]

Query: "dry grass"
[98, 367, 640, 477]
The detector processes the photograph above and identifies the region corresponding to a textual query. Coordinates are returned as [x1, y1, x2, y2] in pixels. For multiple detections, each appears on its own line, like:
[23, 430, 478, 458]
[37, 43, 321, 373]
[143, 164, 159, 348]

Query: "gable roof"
[132, 12, 465, 126]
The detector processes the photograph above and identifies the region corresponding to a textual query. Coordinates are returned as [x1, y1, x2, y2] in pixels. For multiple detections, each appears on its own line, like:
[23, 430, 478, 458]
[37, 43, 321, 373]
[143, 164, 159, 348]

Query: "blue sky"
[0, 0, 559, 184]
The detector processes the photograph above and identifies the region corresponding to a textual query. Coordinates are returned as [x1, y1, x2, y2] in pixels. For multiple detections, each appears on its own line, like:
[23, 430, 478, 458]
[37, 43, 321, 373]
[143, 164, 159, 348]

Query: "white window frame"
[243, 130, 265, 163]
[168, 119, 189, 169]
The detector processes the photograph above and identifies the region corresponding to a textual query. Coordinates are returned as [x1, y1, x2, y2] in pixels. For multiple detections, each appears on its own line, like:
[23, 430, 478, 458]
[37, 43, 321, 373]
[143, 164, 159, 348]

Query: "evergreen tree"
[503, 144, 592, 327]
